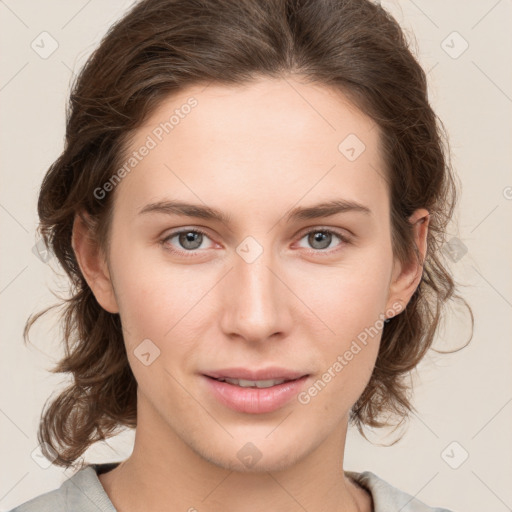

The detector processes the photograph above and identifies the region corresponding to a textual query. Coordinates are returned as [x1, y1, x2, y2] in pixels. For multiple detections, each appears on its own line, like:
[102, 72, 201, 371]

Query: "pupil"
[310, 231, 330, 249]
[180, 231, 201, 249]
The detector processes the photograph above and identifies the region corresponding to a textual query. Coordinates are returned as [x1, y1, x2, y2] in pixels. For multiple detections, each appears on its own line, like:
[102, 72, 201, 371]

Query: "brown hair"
[25, 0, 473, 468]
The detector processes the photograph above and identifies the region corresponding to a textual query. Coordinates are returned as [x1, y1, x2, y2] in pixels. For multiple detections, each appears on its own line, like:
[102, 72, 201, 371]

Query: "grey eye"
[177, 231, 204, 250]
[306, 231, 333, 250]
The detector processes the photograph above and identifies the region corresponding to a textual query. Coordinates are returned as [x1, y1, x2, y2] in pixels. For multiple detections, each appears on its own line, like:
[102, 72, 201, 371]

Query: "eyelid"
[295, 225, 352, 242]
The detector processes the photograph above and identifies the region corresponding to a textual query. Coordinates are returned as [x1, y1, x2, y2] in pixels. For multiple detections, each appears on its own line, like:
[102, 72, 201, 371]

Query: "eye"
[161, 228, 214, 257]
[296, 228, 350, 254]
[160, 226, 351, 258]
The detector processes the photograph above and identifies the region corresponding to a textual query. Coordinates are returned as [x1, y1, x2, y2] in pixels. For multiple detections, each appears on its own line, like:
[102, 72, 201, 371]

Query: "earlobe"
[385, 208, 429, 316]
[71, 212, 119, 314]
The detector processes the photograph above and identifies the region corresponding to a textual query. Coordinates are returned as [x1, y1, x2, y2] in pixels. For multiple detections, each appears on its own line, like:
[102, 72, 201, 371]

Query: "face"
[76, 77, 424, 473]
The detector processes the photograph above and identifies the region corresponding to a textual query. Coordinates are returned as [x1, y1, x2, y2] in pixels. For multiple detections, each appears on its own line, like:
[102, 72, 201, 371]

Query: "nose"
[218, 244, 294, 344]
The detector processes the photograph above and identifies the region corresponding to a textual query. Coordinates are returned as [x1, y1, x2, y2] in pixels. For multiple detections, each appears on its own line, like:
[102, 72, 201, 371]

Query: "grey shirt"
[9, 462, 454, 512]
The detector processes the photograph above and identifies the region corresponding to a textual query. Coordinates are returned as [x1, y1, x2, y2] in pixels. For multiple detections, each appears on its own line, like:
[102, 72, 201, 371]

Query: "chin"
[191, 433, 313, 474]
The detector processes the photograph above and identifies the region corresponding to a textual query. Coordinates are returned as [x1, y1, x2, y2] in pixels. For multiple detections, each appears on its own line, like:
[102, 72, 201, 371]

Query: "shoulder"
[346, 470, 455, 512]
[7, 464, 118, 512]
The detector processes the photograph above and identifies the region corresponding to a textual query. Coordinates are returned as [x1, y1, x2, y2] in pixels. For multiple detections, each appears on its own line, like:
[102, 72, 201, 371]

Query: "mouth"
[201, 372, 311, 414]
[203, 366, 309, 383]
[204, 375, 304, 389]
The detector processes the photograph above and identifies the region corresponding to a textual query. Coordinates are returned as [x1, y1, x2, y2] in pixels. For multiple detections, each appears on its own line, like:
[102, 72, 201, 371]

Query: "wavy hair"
[24, 0, 473, 468]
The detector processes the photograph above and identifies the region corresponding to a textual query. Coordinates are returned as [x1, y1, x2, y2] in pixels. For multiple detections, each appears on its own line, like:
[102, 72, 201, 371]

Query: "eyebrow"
[138, 198, 372, 224]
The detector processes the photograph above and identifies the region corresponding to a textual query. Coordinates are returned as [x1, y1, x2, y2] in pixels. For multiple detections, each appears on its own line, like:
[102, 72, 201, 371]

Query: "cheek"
[309, 248, 392, 332]
[301, 302, 383, 415]
[109, 240, 192, 331]
[111, 251, 211, 379]
[301, 248, 391, 391]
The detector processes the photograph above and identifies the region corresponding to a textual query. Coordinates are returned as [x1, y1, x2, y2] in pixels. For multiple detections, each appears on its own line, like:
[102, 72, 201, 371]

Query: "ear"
[385, 208, 429, 317]
[71, 211, 119, 314]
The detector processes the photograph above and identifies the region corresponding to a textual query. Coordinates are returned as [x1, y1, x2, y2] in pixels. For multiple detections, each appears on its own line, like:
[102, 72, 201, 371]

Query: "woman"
[11, 0, 472, 510]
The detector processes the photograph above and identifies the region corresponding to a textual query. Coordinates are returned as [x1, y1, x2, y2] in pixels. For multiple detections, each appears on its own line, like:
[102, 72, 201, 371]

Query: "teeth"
[220, 378, 287, 388]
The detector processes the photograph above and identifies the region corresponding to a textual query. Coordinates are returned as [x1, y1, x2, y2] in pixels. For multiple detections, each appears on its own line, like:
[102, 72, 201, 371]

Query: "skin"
[72, 76, 429, 512]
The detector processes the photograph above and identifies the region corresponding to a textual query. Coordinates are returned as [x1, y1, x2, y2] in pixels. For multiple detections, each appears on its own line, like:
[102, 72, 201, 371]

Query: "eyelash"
[160, 227, 351, 258]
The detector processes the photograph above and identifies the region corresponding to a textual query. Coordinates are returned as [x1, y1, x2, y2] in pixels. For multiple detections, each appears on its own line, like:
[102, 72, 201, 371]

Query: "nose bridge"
[220, 237, 289, 342]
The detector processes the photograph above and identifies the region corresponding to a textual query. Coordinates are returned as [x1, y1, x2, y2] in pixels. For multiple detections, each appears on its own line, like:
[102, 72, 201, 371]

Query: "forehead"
[113, 77, 387, 224]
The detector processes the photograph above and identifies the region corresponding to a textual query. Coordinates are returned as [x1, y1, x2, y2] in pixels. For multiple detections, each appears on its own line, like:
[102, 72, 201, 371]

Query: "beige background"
[1, 1, 511, 511]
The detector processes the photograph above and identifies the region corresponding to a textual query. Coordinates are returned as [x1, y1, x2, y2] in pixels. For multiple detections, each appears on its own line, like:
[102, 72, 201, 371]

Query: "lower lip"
[202, 375, 310, 414]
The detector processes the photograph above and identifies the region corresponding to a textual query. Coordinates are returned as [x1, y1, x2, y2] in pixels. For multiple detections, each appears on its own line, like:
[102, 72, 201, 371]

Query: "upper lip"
[203, 367, 309, 381]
